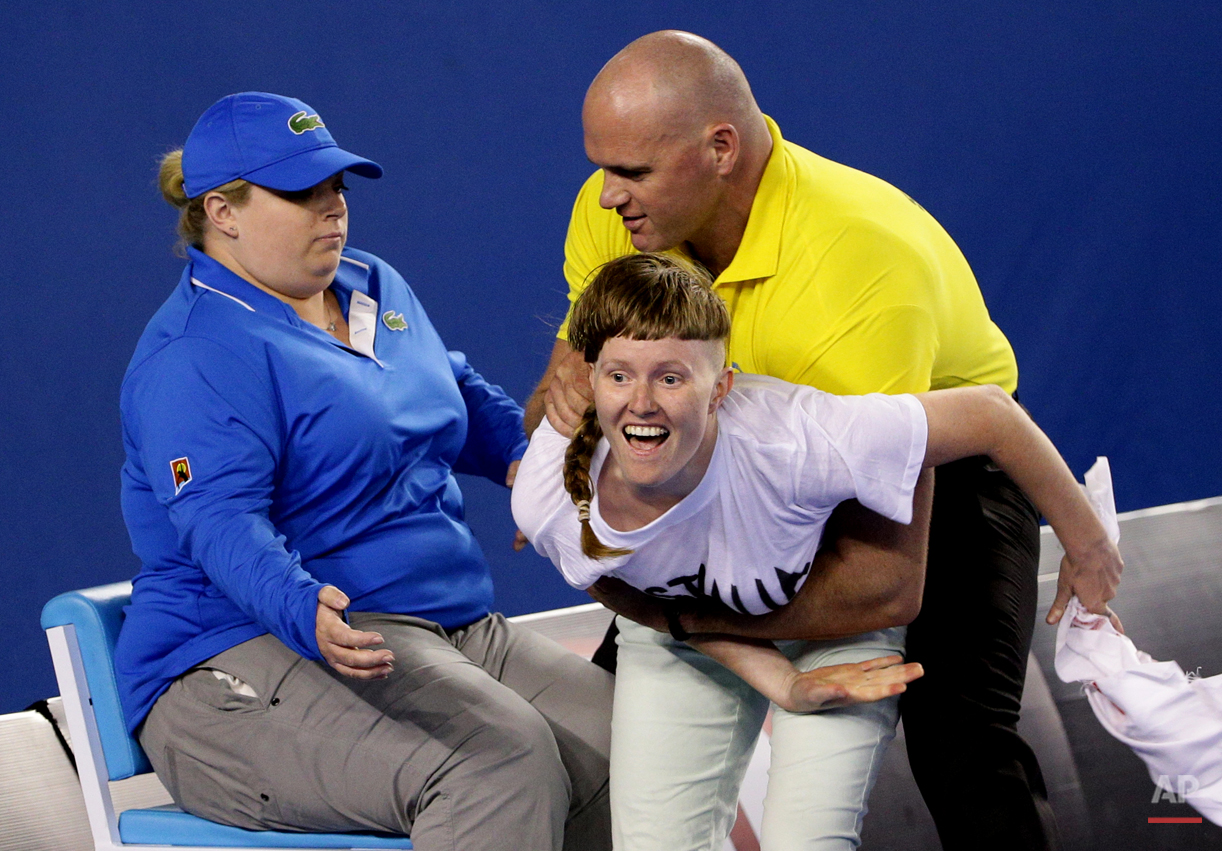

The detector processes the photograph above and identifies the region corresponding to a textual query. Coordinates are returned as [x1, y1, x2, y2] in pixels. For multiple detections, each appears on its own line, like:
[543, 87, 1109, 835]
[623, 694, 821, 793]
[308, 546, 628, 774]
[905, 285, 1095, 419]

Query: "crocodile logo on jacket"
[382, 310, 408, 331]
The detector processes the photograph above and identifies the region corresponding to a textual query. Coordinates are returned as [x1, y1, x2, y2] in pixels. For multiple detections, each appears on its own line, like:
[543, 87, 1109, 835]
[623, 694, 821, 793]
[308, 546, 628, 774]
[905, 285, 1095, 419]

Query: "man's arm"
[687, 468, 933, 639]
[524, 339, 591, 437]
[589, 468, 933, 641]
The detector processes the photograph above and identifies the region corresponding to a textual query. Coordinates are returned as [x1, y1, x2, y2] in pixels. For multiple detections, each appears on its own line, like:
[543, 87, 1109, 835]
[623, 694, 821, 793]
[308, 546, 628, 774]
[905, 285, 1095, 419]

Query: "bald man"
[525, 30, 1115, 851]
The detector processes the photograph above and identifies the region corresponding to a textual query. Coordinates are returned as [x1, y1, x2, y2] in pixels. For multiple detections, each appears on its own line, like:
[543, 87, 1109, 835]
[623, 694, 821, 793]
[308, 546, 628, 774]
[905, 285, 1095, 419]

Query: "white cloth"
[513, 375, 927, 615]
[1054, 457, 1222, 825]
[1056, 598, 1222, 825]
[1082, 455, 1121, 544]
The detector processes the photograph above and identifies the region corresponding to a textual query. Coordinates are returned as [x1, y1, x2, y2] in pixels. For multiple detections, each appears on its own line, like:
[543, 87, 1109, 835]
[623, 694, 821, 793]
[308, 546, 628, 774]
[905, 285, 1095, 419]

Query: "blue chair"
[42, 582, 413, 851]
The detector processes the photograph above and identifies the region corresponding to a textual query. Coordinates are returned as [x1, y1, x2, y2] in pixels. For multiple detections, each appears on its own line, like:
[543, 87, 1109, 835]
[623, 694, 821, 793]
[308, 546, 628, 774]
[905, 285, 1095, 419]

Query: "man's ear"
[708, 123, 741, 177]
[203, 191, 239, 238]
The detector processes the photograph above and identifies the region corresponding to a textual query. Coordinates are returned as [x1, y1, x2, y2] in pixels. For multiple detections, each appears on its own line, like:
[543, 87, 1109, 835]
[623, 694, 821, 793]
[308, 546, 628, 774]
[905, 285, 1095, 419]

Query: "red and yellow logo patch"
[171, 457, 192, 495]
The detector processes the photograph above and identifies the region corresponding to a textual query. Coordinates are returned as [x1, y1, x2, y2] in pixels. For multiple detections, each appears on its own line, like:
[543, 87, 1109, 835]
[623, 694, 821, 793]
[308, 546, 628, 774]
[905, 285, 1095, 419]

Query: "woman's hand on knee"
[778, 655, 923, 713]
[315, 586, 396, 679]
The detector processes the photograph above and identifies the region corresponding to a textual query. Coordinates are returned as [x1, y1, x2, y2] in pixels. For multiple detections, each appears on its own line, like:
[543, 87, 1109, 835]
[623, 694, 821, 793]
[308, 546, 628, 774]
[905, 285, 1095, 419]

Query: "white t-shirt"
[512, 374, 928, 616]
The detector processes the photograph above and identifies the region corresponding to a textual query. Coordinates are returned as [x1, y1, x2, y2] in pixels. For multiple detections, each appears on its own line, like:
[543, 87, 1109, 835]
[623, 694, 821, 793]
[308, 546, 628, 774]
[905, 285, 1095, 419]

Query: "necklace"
[323, 293, 338, 333]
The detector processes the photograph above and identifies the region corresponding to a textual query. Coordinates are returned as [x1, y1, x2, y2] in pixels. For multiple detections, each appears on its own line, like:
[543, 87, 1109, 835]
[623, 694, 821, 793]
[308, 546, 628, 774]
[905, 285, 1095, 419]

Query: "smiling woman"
[564, 253, 732, 533]
[511, 251, 1122, 851]
[593, 334, 730, 511]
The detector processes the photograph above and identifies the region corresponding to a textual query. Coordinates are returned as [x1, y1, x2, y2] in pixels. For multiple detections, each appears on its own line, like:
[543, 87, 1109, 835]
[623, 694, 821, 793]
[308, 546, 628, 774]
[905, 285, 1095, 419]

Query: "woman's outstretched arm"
[588, 573, 923, 712]
[684, 634, 923, 713]
[918, 384, 1123, 627]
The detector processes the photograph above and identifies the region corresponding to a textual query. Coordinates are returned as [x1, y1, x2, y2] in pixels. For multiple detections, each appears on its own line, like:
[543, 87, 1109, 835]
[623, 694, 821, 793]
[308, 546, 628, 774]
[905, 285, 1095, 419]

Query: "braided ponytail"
[563, 405, 633, 560]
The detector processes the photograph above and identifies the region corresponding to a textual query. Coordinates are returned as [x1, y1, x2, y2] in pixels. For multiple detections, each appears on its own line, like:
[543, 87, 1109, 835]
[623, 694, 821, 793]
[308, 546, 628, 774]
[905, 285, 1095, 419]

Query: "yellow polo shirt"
[559, 116, 1017, 396]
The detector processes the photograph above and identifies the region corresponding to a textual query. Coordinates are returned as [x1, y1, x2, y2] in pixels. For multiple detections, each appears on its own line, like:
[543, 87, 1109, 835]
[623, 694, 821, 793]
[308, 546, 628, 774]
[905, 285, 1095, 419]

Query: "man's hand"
[315, 586, 395, 679]
[525, 340, 591, 437]
[543, 349, 593, 438]
[512, 529, 530, 552]
[506, 461, 532, 551]
[1045, 538, 1124, 632]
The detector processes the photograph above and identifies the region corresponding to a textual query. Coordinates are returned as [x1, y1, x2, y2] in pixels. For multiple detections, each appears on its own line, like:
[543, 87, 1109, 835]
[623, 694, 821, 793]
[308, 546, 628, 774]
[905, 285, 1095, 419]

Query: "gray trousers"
[138, 612, 613, 851]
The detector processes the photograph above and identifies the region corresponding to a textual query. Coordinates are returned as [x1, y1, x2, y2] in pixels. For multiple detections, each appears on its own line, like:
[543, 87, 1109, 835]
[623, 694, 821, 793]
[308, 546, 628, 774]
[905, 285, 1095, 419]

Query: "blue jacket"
[115, 246, 526, 732]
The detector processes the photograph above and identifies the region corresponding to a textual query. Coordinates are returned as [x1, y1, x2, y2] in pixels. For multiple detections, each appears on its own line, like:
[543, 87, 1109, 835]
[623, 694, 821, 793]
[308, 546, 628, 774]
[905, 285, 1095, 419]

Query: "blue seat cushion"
[119, 806, 412, 848]
[41, 582, 150, 779]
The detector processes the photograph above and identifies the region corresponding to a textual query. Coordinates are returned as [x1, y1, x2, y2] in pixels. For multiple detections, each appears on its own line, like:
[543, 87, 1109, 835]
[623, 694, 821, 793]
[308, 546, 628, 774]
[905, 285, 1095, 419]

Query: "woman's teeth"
[624, 424, 669, 445]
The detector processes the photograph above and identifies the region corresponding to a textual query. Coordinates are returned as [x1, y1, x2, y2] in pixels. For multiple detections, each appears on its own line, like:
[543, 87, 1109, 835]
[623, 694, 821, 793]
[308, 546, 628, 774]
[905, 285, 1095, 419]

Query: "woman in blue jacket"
[115, 92, 611, 851]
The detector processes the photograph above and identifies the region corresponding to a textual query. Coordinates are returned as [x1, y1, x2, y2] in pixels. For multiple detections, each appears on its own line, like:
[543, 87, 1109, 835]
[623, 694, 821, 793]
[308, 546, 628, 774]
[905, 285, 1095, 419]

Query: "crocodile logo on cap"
[288, 111, 326, 134]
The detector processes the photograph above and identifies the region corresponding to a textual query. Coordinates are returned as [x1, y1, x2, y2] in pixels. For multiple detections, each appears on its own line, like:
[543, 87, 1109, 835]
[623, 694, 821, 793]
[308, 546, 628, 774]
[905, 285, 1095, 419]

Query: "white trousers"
[610, 618, 905, 851]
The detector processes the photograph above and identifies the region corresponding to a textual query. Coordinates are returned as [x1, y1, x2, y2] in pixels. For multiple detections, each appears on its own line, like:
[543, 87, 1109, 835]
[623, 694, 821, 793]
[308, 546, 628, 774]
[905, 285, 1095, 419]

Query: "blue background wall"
[2, 2, 1219, 714]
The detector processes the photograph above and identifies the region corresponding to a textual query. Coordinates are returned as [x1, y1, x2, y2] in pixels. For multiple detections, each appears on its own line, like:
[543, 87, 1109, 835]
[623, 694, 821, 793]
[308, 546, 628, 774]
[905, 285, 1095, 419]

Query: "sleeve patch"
[171, 457, 192, 495]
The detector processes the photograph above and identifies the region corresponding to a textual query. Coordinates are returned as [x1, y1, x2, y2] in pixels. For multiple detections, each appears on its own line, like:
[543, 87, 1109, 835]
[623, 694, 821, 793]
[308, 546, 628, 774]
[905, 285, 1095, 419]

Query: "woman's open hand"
[315, 586, 395, 679]
[776, 655, 923, 713]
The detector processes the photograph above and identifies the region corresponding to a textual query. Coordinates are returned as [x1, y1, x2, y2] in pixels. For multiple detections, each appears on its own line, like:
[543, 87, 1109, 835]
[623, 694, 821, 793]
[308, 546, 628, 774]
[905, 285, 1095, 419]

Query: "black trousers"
[901, 455, 1060, 851]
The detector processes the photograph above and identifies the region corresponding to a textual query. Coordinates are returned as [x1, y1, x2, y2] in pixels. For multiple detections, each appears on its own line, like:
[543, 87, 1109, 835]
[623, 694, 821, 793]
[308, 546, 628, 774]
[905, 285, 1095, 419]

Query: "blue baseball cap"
[182, 92, 383, 198]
